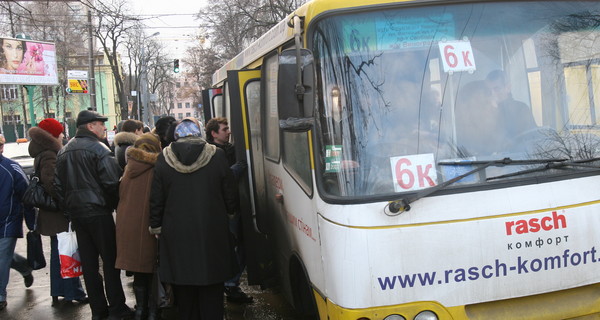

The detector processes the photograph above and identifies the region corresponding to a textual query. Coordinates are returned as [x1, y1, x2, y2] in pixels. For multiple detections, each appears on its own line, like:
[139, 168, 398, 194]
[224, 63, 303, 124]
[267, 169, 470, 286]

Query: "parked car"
[3, 140, 34, 176]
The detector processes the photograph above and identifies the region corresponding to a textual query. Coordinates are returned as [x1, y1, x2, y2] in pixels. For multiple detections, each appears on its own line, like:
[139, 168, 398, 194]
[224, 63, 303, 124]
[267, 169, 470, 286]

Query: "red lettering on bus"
[505, 211, 566, 235]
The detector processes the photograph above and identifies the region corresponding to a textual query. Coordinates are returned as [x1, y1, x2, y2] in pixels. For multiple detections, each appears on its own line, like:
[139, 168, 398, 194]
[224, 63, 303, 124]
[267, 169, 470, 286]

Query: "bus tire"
[289, 256, 319, 319]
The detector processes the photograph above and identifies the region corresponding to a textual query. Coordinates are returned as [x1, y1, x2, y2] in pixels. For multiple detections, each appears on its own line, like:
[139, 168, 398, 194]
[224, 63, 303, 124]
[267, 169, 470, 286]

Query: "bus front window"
[312, 1, 600, 199]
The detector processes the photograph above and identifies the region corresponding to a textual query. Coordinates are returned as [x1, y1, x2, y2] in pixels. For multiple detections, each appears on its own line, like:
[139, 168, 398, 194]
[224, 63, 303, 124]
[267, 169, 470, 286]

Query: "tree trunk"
[20, 86, 28, 138]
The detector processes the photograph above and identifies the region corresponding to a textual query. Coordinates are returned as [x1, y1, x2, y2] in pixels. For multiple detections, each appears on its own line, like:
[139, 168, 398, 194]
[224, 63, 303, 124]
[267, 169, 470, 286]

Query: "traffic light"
[173, 59, 180, 73]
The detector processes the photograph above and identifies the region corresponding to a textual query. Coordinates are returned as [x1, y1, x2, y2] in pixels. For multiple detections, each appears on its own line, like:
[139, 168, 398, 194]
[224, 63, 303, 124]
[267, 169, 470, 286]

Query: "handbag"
[26, 231, 46, 270]
[57, 223, 83, 278]
[22, 161, 58, 211]
[152, 269, 174, 309]
[152, 239, 174, 308]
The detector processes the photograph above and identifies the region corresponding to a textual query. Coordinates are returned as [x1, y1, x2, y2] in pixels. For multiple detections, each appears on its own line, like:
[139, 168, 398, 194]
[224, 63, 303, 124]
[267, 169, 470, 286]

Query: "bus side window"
[282, 131, 313, 195]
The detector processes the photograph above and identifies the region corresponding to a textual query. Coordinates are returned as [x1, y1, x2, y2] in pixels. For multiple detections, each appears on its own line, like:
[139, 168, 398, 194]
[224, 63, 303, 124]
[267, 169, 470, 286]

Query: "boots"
[146, 292, 160, 320]
[133, 285, 149, 320]
[146, 303, 160, 320]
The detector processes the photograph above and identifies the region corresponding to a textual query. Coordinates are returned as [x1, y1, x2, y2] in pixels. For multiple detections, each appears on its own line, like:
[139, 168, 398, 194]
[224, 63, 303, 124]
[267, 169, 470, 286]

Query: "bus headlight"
[384, 315, 406, 320]
[414, 310, 438, 320]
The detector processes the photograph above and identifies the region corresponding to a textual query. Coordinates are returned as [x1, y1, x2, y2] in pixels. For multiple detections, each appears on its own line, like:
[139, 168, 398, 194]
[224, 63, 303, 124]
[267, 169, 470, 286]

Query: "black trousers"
[172, 283, 224, 320]
[72, 215, 127, 317]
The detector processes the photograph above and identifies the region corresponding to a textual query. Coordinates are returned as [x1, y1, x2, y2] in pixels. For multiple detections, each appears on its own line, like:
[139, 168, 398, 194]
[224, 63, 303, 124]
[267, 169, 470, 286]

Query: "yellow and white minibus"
[204, 0, 600, 319]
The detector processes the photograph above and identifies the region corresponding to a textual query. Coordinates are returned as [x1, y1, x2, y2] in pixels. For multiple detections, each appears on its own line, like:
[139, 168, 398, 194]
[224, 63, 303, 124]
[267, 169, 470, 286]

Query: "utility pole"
[87, 6, 97, 110]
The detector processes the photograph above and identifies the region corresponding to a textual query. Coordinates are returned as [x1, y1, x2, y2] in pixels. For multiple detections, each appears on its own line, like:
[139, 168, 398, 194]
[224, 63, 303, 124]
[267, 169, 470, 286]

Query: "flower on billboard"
[30, 44, 44, 62]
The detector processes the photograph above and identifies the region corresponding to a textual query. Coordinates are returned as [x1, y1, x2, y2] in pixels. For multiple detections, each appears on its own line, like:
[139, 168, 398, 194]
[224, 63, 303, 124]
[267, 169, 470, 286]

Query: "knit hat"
[174, 121, 202, 140]
[134, 133, 161, 153]
[38, 118, 64, 138]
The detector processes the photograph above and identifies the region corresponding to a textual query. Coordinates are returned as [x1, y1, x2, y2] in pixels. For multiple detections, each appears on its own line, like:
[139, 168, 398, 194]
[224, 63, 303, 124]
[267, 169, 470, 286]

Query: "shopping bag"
[26, 231, 46, 270]
[56, 224, 83, 278]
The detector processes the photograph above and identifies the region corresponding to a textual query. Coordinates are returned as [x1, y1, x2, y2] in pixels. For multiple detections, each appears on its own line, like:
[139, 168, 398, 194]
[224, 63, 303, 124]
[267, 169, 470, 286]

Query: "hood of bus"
[315, 175, 600, 309]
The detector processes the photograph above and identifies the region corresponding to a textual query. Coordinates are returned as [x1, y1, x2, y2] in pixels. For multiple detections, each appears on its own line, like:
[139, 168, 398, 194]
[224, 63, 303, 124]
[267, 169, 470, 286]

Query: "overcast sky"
[129, 0, 208, 58]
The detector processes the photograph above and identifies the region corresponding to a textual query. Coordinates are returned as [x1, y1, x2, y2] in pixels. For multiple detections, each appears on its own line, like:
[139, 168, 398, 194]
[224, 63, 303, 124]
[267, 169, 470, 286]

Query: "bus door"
[226, 69, 275, 286]
[201, 88, 223, 122]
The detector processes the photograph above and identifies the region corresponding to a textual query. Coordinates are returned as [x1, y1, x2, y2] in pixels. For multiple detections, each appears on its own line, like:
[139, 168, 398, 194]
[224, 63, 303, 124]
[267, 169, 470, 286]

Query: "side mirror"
[278, 48, 314, 130]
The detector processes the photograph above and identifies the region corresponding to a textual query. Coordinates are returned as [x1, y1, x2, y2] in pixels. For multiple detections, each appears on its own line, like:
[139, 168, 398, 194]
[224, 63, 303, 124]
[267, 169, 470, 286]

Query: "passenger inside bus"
[455, 80, 504, 155]
[485, 70, 537, 139]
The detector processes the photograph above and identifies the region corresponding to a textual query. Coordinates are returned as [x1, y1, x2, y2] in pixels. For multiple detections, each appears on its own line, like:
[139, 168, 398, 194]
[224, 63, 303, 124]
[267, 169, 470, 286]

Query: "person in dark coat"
[28, 119, 88, 306]
[55, 110, 132, 320]
[205, 117, 251, 303]
[113, 119, 143, 170]
[149, 120, 238, 320]
[115, 133, 161, 319]
[152, 116, 177, 149]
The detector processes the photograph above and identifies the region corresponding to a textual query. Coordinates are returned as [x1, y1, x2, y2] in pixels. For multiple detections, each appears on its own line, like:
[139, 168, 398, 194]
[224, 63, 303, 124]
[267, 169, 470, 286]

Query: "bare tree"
[187, 0, 305, 94]
[197, 0, 305, 60]
[184, 41, 221, 90]
[124, 23, 148, 120]
[93, 0, 137, 120]
[155, 83, 175, 117]
[14, 1, 87, 121]
[122, 25, 173, 121]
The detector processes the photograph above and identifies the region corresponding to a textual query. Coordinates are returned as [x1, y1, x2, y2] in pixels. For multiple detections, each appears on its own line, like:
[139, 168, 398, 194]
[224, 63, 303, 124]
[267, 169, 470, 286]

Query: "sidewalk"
[2, 230, 297, 320]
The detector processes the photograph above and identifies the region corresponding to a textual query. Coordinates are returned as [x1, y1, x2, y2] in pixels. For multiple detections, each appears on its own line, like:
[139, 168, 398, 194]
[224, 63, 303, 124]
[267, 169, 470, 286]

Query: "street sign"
[67, 70, 89, 94]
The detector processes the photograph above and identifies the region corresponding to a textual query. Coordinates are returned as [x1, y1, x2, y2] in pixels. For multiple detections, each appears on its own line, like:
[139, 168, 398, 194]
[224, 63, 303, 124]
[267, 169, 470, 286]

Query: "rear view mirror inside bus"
[278, 48, 315, 125]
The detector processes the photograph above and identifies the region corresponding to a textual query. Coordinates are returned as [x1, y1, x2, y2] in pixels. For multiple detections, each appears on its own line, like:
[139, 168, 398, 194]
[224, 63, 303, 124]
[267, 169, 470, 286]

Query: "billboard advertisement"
[0, 37, 58, 85]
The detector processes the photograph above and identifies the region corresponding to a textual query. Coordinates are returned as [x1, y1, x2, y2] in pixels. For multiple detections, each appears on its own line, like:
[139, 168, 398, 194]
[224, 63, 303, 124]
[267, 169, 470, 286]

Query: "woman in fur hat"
[28, 118, 88, 306]
[115, 133, 162, 319]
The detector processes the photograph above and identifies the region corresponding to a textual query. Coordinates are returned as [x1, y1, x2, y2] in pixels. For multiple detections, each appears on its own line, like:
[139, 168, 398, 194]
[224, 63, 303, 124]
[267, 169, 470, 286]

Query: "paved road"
[2, 230, 299, 320]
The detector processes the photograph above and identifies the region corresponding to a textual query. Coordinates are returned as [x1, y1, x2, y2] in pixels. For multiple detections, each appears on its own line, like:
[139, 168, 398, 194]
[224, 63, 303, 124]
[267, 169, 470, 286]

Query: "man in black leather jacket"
[55, 110, 132, 320]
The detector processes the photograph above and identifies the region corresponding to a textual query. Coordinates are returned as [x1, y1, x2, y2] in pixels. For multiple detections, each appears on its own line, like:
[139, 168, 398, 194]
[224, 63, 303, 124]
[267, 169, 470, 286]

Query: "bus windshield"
[312, 1, 600, 198]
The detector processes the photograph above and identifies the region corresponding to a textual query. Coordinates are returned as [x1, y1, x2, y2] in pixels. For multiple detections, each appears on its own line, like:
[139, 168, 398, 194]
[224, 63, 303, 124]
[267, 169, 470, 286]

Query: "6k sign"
[390, 153, 438, 192]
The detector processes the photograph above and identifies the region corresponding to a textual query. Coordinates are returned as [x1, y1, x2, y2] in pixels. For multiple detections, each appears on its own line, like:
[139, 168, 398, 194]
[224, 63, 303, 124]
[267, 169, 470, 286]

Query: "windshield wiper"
[486, 157, 600, 181]
[386, 157, 567, 215]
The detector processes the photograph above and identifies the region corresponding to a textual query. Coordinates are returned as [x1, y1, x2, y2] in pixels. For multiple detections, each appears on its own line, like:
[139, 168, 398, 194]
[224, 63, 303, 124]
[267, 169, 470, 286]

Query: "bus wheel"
[289, 257, 318, 319]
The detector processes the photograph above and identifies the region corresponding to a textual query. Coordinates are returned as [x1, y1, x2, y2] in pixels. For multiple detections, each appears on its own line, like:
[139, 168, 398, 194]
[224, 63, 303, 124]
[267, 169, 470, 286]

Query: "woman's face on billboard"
[2, 39, 24, 70]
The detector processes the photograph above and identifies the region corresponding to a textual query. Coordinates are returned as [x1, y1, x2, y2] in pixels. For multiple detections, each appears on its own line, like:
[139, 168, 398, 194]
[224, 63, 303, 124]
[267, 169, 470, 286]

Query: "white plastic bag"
[57, 223, 83, 278]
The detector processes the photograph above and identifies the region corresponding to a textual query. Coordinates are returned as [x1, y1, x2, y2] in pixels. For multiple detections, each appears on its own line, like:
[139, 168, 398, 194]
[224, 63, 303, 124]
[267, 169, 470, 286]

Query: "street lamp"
[141, 32, 160, 126]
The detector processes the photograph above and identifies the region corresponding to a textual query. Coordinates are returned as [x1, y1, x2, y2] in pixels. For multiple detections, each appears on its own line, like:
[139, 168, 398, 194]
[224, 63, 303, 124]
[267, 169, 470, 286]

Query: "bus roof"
[210, 0, 480, 86]
[211, 16, 295, 86]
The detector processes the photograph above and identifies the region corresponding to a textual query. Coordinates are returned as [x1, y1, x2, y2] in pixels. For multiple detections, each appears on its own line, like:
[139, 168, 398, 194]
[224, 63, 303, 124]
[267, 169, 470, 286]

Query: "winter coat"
[115, 146, 159, 273]
[28, 127, 69, 236]
[0, 154, 35, 238]
[113, 131, 139, 170]
[211, 141, 236, 166]
[210, 141, 247, 181]
[55, 128, 122, 219]
[149, 136, 238, 286]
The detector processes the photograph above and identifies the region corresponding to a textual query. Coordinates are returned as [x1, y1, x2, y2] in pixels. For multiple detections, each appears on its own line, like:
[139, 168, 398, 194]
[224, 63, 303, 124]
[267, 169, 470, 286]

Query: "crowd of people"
[0, 109, 252, 320]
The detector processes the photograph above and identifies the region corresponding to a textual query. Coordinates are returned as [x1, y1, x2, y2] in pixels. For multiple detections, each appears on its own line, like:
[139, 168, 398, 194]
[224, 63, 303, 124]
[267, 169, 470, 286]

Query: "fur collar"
[126, 146, 159, 165]
[28, 126, 62, 157]
[114, 131, 139, 146]
[163, 136, 216, 173]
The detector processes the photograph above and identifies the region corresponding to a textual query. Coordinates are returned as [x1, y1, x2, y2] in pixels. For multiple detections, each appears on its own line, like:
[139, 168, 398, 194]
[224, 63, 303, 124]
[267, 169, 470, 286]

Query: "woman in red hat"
[28, 118, 88, 306]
